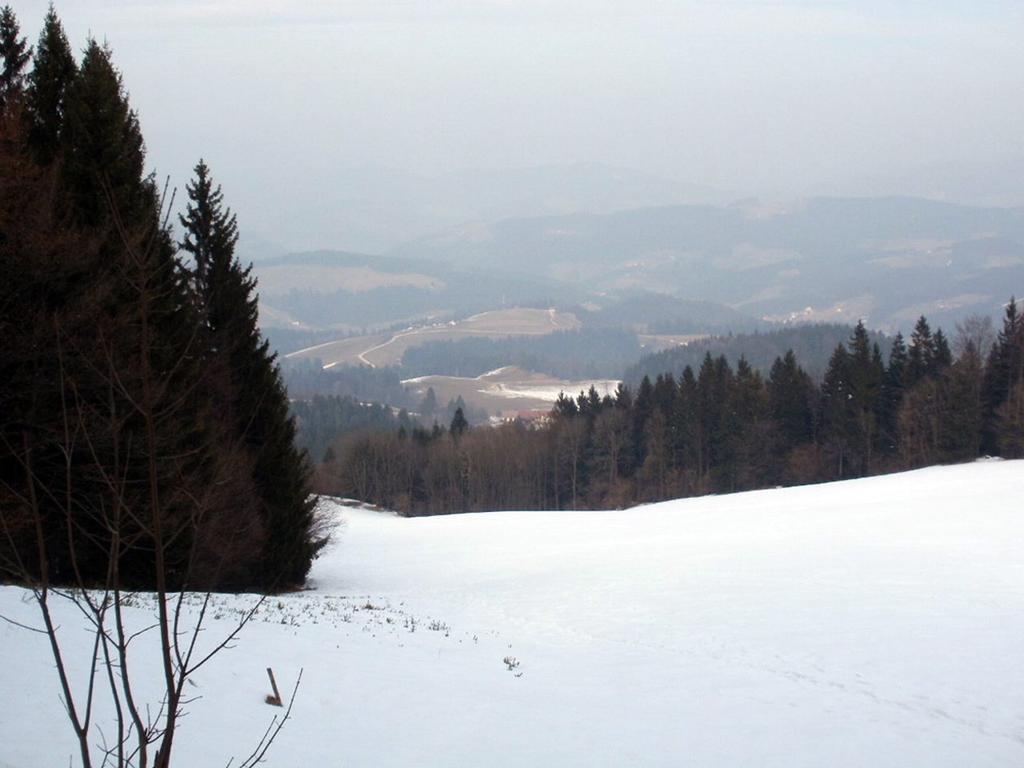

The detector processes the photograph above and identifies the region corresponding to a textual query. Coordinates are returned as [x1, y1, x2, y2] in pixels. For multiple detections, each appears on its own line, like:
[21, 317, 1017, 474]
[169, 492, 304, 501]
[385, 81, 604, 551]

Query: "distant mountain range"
[237, 162, 727, 256]
[252, 250, 581, 333]
[388, 196, 1024, 332]
[252, 196, 1024, 340]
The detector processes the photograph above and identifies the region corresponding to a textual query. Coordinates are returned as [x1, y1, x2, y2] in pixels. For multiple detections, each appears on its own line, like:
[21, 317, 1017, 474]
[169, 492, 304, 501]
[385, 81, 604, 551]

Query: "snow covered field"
[2, 460, 1024, 766]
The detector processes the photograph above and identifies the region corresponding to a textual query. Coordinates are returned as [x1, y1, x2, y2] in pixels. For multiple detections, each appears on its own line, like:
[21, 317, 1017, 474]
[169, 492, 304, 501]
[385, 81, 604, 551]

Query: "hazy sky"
[14, 1, 1024, 250]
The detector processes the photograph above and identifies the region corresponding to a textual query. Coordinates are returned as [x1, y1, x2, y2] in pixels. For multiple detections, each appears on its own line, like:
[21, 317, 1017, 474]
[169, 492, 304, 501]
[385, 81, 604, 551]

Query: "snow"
[3, 460, 1024, 766]
[486, 379, 620, 402]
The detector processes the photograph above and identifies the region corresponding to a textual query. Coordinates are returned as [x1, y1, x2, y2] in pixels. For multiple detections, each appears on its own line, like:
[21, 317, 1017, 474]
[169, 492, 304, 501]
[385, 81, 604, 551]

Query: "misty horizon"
[11, 0, 1024, 252]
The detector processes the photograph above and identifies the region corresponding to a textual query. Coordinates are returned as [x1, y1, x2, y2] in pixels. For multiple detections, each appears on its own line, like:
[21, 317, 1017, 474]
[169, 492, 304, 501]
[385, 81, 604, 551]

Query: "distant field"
[403, 366, 619, 418]
[285, 308, 580, 369]
[283, 333, 392, 367]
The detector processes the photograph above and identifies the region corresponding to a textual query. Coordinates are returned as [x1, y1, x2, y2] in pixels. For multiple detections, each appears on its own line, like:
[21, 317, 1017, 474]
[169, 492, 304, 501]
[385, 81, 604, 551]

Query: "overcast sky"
[13, 1, 1024, 250]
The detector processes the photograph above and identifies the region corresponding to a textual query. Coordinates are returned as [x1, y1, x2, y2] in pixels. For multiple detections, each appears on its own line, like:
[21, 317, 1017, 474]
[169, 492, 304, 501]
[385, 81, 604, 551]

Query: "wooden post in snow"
[265, 667, 283, 706]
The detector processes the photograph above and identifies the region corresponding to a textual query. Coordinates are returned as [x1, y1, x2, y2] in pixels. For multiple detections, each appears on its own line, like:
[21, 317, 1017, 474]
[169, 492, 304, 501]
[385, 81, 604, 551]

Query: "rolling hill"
[390, 196, 1024, 331]
[3, 460, 1022, 766]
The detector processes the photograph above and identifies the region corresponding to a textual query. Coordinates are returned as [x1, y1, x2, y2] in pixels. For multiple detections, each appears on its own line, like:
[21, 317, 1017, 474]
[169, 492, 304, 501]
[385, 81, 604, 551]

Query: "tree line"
[626, 322, 888, 383]
[283, 357, 414, 406]
[0, 7, 322, 591]
[292, 394, 412, 463]
[317, 308, 1024, 515]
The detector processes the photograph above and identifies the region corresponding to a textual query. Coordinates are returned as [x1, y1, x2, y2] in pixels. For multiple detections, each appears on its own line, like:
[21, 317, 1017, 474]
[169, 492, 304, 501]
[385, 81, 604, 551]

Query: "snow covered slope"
[2, 460, 1024, 766]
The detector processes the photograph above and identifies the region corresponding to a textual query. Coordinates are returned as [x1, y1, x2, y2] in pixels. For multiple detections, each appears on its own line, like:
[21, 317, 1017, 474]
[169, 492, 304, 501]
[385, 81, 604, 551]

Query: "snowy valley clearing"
[402, 365, 621, 417]
[2, 460, 1024, 767]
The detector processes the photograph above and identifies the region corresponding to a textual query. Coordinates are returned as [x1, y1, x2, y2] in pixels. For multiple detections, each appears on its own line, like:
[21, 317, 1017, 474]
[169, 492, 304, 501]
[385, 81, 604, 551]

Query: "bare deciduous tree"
[0, 179, 299, 768]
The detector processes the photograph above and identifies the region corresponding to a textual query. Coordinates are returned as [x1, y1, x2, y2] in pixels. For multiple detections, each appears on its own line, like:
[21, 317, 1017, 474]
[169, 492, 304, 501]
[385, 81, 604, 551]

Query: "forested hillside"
[626, 323, 888, 383]
[391, 198, 1024, 331]
[318, 309, 1024, 515]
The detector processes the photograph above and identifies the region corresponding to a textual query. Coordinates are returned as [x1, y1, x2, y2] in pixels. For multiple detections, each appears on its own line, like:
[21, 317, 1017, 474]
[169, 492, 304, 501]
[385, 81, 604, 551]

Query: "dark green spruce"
[23, 5, 75, 163]
[179, 160, 322, 588]
[0, 5, 31, 112]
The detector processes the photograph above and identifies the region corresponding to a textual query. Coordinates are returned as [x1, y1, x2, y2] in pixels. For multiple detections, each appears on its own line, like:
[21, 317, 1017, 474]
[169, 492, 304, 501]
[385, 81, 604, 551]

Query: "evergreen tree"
[178, 158, 234, 311]
[61, 40, 147, 227]
[768, 350, 814, 453]
[932, 329, 953, 374]
[450, 406, 469, 439]
[5, 31, 241, 589]
[553, 391, 578, 418]
[820, 344, 854, 477]
[3, 25, 315, 592]
[982, 298, 1023, 453]
[879, 333, 908, 454]
[906, 316, 935, 387]
[631, 375, 654, 468]
[700, 355, 733, 488]
[721, 358, 768, 490]
[652, 373, 676, 416]
[846, 321, 883, 474]
[24, 5, 76, 163]
[179, 160, 321, 588]
[612, 381, 632, 410]
[419, 386, 438, 417]
[672, 366, 699, 488]
[0, 5, 30, 113]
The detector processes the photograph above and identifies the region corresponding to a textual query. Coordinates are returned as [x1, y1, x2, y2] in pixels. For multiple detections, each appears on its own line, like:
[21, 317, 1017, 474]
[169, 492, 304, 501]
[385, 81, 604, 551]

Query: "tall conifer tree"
[932, 329, 953, 373]
[906, 316, 935, 387]
[62, 40, 147, 227]
[982, 299, 1022, 449]
[821, 344, 854, 477]
[768, 350, 814, 452]
[0, 5, 30, 112]
[879, 333, 908, 454]
[179, 160, 321, 588]
[24, 5, 75, 163]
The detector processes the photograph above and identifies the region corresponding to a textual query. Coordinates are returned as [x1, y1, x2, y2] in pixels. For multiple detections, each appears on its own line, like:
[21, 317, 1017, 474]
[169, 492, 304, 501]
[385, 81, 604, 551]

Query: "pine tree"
[5, 31, 238, 589]
[721, 358, 769, 490]
[906, 316, 934, 387]
[671, 366, 699, 488]
[62, 39, 147, 227]
[179, 160, 321, 588]
[982, 298, 1023, 453]
[24, 5, 76, 163]
[612, 381, 632, 411]
[820, 344, 854, 477]
[450, 407, 469, 439]
[846, 321, 883, 474]
[697, 355, 732, 489]
[631, 374, 654, 468]
[553, 391, 578, 417]
[879, 333, 907, 454]
[768, 350, 814, 453]
[419, 386, 438, 418]
[0, 5, 30, 113]
[932, 329, 953, 374]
